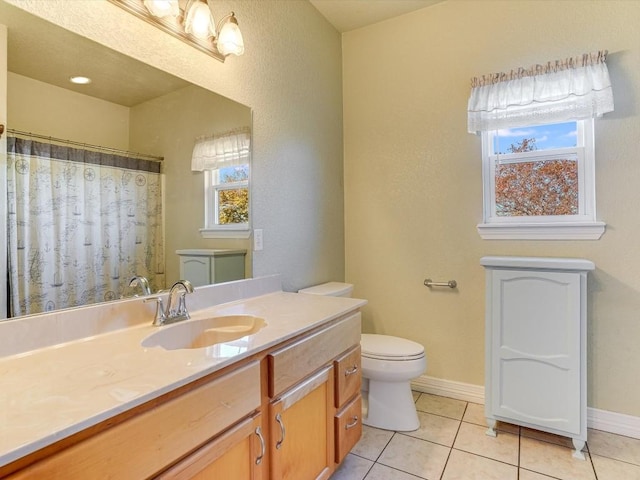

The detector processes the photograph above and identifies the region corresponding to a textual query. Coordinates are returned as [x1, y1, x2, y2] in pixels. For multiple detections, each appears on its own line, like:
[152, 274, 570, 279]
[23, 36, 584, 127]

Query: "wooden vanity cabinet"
[156, 413, 265, 480]
[267, 312, 362, 480]
[333, 345, 362, 464]
[6, 362, 262, 480]
[4, 311, 363, 480]
[269, 367, 335, 480]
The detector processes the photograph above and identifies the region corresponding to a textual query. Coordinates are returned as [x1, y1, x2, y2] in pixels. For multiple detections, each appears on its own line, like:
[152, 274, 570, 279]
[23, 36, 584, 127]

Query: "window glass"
[495, 155, 578, 217]
[492, 122, 578, 154]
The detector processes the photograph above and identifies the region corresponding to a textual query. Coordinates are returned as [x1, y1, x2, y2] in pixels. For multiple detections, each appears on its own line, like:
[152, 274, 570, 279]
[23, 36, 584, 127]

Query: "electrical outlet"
[254, 229, 263, 251]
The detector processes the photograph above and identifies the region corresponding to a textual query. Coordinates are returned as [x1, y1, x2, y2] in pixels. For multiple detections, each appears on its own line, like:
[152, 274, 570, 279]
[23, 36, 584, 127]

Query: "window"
[190, 127, 251, 239]
[479, 120, 601, 238]
[468, 51, 613, 240]
[204, 165, 249, 234]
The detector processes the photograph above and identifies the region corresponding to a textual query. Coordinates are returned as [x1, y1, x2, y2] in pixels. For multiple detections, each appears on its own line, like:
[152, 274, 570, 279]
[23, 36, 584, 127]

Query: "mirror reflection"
[1, 2, 253, 318]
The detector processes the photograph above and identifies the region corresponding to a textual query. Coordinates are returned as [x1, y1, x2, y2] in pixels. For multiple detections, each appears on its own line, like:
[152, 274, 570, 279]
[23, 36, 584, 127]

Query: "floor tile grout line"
[517, 429, 521, 480]
[438, 401, 467, 480]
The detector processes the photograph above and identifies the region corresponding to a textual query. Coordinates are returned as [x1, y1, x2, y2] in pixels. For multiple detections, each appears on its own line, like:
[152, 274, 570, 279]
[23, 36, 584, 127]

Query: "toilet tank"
[298, 282, 353, 298]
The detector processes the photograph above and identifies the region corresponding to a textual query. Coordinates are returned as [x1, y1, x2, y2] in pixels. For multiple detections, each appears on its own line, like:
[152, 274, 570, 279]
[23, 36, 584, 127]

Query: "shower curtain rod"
[7, 128, 164, 162]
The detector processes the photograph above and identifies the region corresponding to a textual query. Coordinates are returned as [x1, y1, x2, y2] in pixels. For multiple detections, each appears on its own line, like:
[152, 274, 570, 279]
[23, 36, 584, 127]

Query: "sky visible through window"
[493, 121, 577, 154]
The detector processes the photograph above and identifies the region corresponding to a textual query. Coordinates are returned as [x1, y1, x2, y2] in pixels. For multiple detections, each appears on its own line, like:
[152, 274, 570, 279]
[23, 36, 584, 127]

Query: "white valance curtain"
[467, 50, 614, 133]
[191, 126, 251, 171]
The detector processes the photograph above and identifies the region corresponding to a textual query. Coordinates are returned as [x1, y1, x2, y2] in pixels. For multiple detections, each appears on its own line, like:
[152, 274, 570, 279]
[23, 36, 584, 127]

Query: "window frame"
[477, 118, 605, 240]
[200, 167, 251, 239]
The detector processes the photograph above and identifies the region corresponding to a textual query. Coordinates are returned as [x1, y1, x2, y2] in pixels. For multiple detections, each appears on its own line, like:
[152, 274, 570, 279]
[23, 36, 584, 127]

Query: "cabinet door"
[489, 269, 582, 434]
[270, 366, 334, 480]
[156, 413, 265, 480]
[180, 256, 211, 287]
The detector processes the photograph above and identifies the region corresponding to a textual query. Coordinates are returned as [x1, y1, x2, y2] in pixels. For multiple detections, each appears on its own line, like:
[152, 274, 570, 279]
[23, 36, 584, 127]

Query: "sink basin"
[141, 314, 267, 350]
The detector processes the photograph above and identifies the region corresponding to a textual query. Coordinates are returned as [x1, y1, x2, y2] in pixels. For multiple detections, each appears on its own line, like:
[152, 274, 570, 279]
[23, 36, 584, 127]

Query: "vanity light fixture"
[109, 0, 244, 62]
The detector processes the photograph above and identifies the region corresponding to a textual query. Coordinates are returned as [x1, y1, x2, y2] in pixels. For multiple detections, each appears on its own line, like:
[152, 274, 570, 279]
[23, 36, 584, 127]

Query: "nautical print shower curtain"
[7, 136, 165, 316]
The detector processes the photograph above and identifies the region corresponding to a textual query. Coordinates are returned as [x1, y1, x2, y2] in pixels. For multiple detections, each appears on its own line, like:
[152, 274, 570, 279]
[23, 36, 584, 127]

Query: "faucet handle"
[176, 292, 190, 319]
[144, 295, 167, 326]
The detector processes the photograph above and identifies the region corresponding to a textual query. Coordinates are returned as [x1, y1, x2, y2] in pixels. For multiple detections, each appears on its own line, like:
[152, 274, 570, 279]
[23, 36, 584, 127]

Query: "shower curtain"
[7, 136, 165, 317]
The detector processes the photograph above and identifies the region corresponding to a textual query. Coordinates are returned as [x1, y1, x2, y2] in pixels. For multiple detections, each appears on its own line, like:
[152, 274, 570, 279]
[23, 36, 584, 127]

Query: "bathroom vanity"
[0, 277, 365, 479]
[481, 256, 595, 459]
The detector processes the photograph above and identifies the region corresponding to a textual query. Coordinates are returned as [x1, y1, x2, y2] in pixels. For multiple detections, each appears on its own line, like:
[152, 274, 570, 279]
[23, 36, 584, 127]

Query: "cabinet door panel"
[157, 414, 264, 480]
[490, 270, 581, 433]
[270, 367, 334, 480]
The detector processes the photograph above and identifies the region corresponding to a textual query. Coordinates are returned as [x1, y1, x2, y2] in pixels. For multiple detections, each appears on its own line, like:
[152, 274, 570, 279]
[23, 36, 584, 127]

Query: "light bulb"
[185, 0, 215, 40]
[217, 14, 244, 56]
[143, 0, 179, 18]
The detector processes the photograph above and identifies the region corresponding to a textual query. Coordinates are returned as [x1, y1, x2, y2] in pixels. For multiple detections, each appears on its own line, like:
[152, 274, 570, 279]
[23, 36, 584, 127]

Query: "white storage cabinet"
[481, 256, 595, 460]
[176, 249, 247, 287]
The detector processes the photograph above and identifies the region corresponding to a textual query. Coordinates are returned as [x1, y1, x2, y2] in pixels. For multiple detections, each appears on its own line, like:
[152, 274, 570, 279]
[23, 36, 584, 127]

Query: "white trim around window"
[201, 169, 250, 239]
[477, 119, 605, 240]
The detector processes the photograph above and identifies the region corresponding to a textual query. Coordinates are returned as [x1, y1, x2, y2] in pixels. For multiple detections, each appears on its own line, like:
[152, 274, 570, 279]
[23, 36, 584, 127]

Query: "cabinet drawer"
[9, 362, 261, 480]
[334, 345, 361, 408]
[334, 394, 362, 464]
[269, 312, 361, 398]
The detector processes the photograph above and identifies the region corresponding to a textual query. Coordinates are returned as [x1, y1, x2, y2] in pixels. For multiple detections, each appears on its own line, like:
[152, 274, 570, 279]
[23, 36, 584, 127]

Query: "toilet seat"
[361, 334, 425, 361]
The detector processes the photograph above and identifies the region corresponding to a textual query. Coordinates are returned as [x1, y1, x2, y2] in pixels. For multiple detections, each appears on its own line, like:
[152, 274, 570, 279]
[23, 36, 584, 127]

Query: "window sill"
[199, 228, 251, 239]
[477, 221, 606, 240]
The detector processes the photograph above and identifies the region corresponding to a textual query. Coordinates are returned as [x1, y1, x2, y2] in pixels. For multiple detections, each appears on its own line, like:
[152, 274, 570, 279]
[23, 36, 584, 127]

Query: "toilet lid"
[361, 334, 425, 360]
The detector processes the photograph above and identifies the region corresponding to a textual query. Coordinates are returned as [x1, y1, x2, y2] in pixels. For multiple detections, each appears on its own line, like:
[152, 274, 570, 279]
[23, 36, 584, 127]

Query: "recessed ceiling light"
[70, 76, 92, 85]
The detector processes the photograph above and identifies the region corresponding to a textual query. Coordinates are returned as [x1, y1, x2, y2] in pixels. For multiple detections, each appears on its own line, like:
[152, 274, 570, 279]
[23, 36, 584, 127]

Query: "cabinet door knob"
[345, 416, 359, 429]
[275, 413, 286, 449]
[344, 365, 358, 376]
[255, 426, 265, 465]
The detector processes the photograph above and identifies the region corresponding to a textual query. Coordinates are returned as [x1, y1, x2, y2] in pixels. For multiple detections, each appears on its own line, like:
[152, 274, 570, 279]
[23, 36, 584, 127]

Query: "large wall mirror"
[0, 2, 253, 319]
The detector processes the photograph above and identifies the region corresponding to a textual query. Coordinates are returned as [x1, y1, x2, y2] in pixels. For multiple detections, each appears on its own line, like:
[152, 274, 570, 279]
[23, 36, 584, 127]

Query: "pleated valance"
[467, 50, 614, 134]
[191, 126, 251, 171]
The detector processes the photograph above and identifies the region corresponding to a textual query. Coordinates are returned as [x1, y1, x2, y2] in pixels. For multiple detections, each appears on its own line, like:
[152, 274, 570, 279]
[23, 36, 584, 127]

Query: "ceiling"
[0, 1, 189, 107]
[308, 0, 444, 33]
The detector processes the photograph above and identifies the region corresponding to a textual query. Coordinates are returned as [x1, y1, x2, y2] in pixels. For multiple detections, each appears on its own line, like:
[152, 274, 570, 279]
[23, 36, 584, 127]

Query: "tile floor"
[331, 392, 640, 480]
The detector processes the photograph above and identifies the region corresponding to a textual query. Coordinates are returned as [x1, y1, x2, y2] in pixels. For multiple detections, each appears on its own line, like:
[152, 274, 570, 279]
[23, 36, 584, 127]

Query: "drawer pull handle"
[345, 416, 359, 429]
[255, 426, 265, 465]
[275, 413, 286, 449]
[345, 365, 358, 376]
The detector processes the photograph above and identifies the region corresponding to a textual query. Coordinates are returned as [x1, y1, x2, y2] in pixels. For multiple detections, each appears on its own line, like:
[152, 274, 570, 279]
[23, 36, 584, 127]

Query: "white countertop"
[0, 291, 366, 468]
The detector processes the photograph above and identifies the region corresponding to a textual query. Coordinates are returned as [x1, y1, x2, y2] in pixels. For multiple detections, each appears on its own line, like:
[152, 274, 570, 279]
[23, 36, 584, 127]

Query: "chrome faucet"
[150, 280, 195, 326]
[128, 276, 151, 296]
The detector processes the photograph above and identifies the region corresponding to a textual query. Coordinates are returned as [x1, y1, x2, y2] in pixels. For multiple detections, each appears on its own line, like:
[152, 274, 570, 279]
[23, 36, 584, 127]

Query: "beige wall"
[129, 85, 252, 283]
[8, 72, 130, 148]
[344, 0, 640, 416]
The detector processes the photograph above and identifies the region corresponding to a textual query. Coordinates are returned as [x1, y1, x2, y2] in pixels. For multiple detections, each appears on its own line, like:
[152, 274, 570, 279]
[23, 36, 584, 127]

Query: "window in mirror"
[203, 165, 250, 237]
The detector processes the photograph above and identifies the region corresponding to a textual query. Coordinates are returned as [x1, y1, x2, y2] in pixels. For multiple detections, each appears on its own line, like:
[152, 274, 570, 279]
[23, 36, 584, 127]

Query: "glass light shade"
[184, 0, 215, 40]
[143, 0, 179, 18]
[216, 15, 245, 56]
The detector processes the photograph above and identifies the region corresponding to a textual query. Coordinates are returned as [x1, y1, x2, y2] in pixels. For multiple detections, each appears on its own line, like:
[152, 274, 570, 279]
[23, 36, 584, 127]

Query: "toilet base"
[362, 379, 420, 432]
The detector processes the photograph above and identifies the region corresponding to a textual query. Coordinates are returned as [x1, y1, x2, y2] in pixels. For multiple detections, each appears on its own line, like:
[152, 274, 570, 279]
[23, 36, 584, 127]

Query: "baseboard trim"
[411, 375, 640, 439]
[588, 407, 640, 440]
[411, 375, 484, 405]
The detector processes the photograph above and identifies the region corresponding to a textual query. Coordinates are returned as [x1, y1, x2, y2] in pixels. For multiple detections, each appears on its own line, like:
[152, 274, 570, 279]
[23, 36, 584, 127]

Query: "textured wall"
[343, 0, 640, 416]
[7, 0, 345, 293]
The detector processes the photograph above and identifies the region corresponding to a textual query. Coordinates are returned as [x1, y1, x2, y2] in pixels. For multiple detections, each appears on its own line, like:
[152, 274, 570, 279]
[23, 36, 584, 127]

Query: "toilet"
[298, 282, 427, 432]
